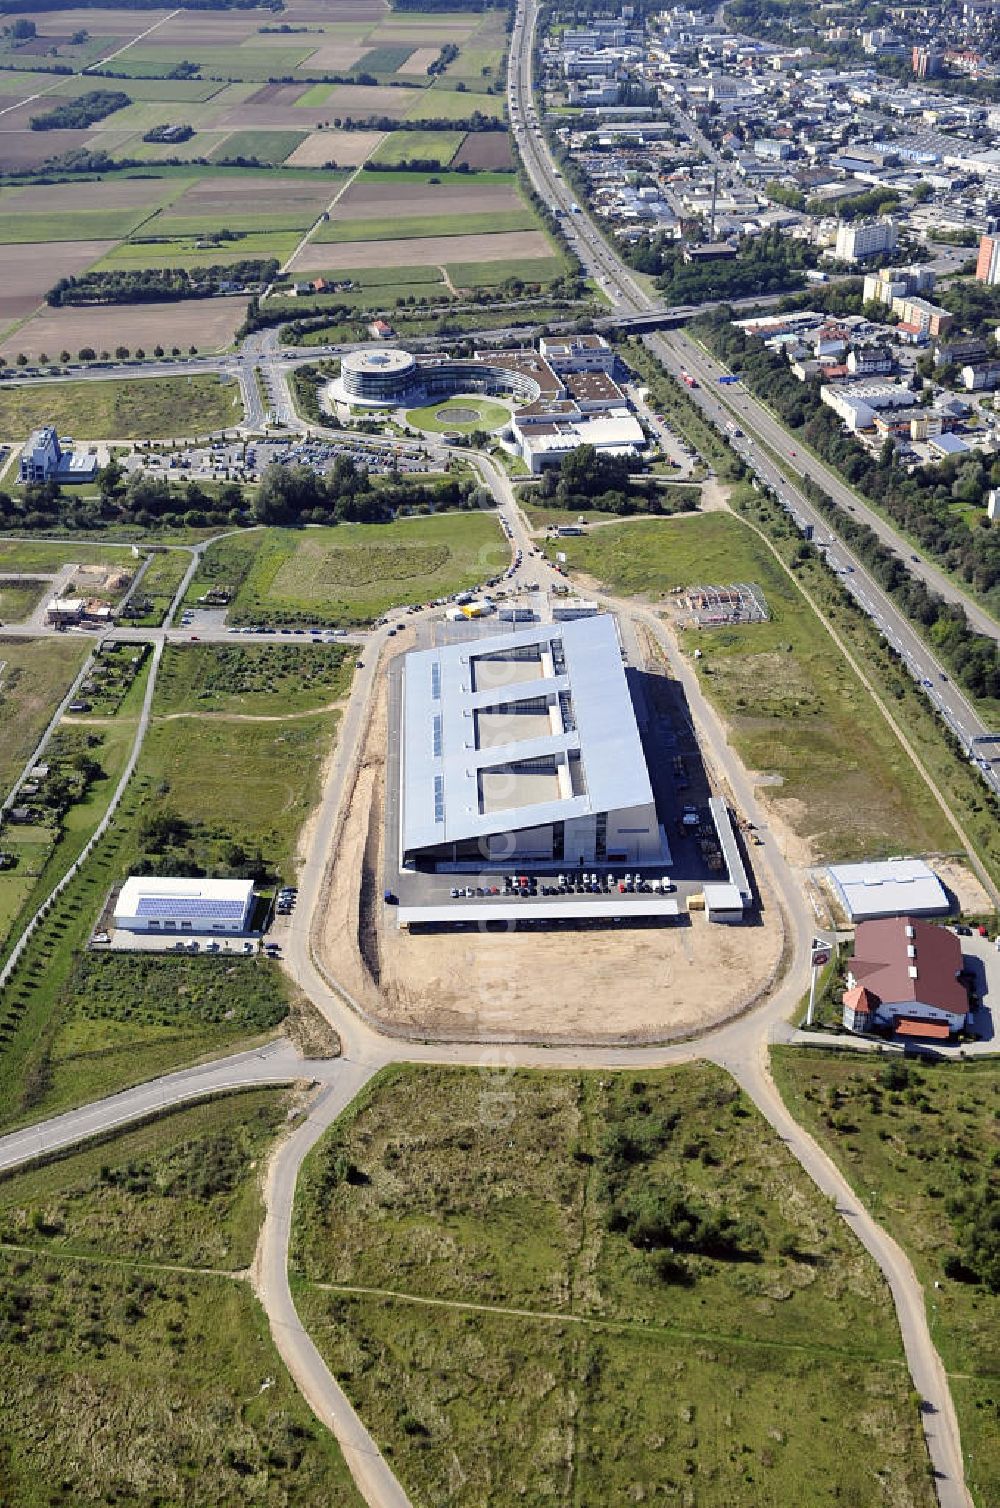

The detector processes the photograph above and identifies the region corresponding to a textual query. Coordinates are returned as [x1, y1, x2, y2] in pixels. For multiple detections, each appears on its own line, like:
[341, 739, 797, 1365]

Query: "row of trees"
[47, 261, 277, 307]
[30, 90, 130, 131]
[695, 310, 1000, 699]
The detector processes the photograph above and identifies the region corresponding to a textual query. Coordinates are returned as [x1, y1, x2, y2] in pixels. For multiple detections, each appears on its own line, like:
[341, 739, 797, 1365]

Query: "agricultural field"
[549, 511, 960, 862]
[368, 127, 464, 167]
[292, 1063, 934, 1507]
[292, 228, 556, 274]
[0, 1088, 365, 1507]
[0, 635, 87, 800]
[0, 240, 114, 329]
[772, 1051, 1000, 1508]
[0, 374, 243, 440]
[224, 513, 507, 627]
[406, 395, 511, 434]
[155, 641, 354, 716]
[1, 295, 250, 363]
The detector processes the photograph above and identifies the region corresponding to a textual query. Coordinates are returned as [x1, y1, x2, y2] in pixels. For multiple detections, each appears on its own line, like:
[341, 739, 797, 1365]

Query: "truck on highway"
[570, 201, 581, 213]
[680, 369, 697, 388]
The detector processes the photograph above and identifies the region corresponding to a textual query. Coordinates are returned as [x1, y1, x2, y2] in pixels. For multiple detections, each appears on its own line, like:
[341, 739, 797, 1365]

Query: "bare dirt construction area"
[452, 130, 514, 170]
[333, 178, 523, 218]
[294, 228, 551, 272]
[928, 857, 993, 916]
[0, 240, 113, 327]
[285, 128, 385, 167]
[316, 639, 784, 1045]
[0, 295, 249, 360]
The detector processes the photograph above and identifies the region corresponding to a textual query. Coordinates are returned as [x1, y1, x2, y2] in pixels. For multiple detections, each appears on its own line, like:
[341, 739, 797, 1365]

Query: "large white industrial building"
[826, 858, 949, 922]
[400, 615, 667, 869]
[113, 876, 256, 934]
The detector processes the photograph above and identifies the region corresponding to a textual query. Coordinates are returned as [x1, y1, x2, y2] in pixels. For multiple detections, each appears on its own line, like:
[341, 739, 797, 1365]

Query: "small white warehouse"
[114, 876, 256, 934]
[827, 859, 949, 922]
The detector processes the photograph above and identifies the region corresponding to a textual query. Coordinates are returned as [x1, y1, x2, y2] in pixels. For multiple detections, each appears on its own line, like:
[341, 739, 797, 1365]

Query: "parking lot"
[124, 435, 433, 488]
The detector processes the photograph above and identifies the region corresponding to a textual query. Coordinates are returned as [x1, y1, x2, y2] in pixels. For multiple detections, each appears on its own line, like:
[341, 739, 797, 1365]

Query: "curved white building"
[340, 348, 417, 404]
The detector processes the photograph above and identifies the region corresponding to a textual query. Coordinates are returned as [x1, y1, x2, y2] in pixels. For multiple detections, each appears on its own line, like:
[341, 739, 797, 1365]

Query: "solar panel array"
[135, 896, 248, 921]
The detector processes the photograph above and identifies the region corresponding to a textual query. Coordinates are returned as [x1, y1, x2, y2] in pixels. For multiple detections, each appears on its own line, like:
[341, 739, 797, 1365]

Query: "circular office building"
[338, 348, 418, 406]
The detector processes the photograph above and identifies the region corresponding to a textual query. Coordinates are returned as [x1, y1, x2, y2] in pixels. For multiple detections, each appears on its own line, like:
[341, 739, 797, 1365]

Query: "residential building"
[962, 360, 1000, 390]
[834, 218, 898, 263]
[976, 232, 1000, 285]
[841, 916, 968, 1038]
[890, 295, 954, 338]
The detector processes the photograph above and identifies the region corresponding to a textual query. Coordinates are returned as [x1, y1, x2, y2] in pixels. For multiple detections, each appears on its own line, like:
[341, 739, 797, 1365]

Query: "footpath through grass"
[0, 375, 243, 440]
[0, 1090, 365, 1506]
[772, 1050, 1000, 1508]
[0, 645, 338, 1128]
[292, 1062, 934, 1508]
[550, 507, 958, 863]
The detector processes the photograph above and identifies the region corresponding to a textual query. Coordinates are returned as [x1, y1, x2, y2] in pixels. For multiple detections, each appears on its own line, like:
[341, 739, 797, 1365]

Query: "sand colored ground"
[139, 13, 261, 44]
[315, 634, 784, 1045]
[397, 46, 439, 75]
[0, 295, 249, 360]
[0, 240, 113, 326]
[293, 228, 552, 272]
[333, 179, 523, 218]
[0, 126, 95, 171]
[20, 7, 171, 33]
[375, 25, 476, 43]
[285, 128, 385, 167]
[298, 41, 371, 70]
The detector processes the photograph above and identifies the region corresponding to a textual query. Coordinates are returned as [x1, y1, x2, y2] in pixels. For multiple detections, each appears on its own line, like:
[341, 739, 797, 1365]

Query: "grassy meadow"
[772, 1050, 1000, 1508]
[549, 511, 960, 863]
[0, 376, 243, 440]
[223, 513, 507, 627]
[292, 1062, 934, 1507]
[156, 641, 354, 715]
[0, 635, 88, 800]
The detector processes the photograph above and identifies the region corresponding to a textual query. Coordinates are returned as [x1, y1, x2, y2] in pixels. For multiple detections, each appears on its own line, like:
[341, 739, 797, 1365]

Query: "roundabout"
[406, 395, 512, 435]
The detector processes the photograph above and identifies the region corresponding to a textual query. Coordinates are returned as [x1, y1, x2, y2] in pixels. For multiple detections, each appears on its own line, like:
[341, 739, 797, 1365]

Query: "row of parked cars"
[448, 872, 677, 899]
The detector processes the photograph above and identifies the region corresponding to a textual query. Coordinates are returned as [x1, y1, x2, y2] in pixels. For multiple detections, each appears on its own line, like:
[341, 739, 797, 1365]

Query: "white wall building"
[400, 615, 667, 869]
[113, 876, 256, 934]
[834, 218, 898, 263]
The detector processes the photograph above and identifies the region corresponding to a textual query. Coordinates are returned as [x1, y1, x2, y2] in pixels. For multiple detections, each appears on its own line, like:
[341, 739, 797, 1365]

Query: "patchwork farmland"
[0, 4, 559, 343]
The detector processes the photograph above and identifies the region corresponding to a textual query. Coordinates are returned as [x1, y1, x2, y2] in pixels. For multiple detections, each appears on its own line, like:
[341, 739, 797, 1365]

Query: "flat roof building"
[400, 615, 666, 869]
[827, 858, 950, 922]
[114, 876, 256, 934]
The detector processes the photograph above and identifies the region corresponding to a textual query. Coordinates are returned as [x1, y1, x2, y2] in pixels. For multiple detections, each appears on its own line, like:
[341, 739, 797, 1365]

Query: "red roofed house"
[841, 916, 968, 1038]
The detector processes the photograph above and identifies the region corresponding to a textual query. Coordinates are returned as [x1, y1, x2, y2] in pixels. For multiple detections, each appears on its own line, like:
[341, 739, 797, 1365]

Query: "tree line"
[47, 261, 278, 307]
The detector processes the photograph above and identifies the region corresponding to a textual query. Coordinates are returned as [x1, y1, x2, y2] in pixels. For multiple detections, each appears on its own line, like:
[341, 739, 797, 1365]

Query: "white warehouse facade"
[400, 615, 667, 869]
[113, 876, 256, 934]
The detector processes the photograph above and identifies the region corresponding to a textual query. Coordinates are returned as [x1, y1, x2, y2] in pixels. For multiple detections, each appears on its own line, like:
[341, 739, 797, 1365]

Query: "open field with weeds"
[772, 1050, 1000, 1508]
[0, 1088, 289, 1269]
[156, 641, 353, 715]
[292, 1062, 933, 1507]
[0, 635, 87, 800]
[124, 547, 190, 626]
[228, 514, 506, 627]
[1, 296, 250, 364]
[0, 577, 47, 622]
[550, 510, 960, 863]
[0, 376, 243, 440]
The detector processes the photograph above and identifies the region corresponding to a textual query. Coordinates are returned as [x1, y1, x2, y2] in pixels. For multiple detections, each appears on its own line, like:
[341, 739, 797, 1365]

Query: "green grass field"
[0, 577, 47, 622]
[445, 255, 564, 286]
[0, 207, 161, 244]
[369, 128, 464, 166]
[406, 395, 510, 434]
[156, 642, 354, 715]
[551, 511, 960, 862]
[292, 1062, 934, 1507]
[98, 230, 300, 271]
[407, 86, 505, 120]
[0, 636, 88, 801]
[316, 206, 536, 243]
[772, 1050, 1000, 1508]
[208, 129, 309, 164]
[0, 1088, 289, 1268]
[0, 376, 242, 440]
[0, 1143, 364, 1504]
[125, 547, 190, 626]
[227, 513, 506, 627]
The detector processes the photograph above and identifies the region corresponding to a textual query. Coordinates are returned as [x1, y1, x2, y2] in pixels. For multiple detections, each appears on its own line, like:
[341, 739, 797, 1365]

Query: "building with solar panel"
[400, 615, 667, 869]
[113, 876, 256, 935]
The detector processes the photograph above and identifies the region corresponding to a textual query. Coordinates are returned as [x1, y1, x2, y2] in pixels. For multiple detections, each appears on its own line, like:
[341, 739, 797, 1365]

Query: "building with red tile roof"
[842, 916, 968, 1038]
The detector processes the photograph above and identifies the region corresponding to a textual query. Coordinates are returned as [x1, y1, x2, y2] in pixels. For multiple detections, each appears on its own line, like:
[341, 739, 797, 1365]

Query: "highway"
[508, 0, 997, 796]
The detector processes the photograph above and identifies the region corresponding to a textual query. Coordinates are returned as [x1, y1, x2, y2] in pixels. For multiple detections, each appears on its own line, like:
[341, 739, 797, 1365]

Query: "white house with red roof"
[842, 916, 969, 1039]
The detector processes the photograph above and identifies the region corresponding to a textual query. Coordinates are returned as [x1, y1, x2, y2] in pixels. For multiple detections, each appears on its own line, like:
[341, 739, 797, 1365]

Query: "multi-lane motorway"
[508, 0, 998, 792]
